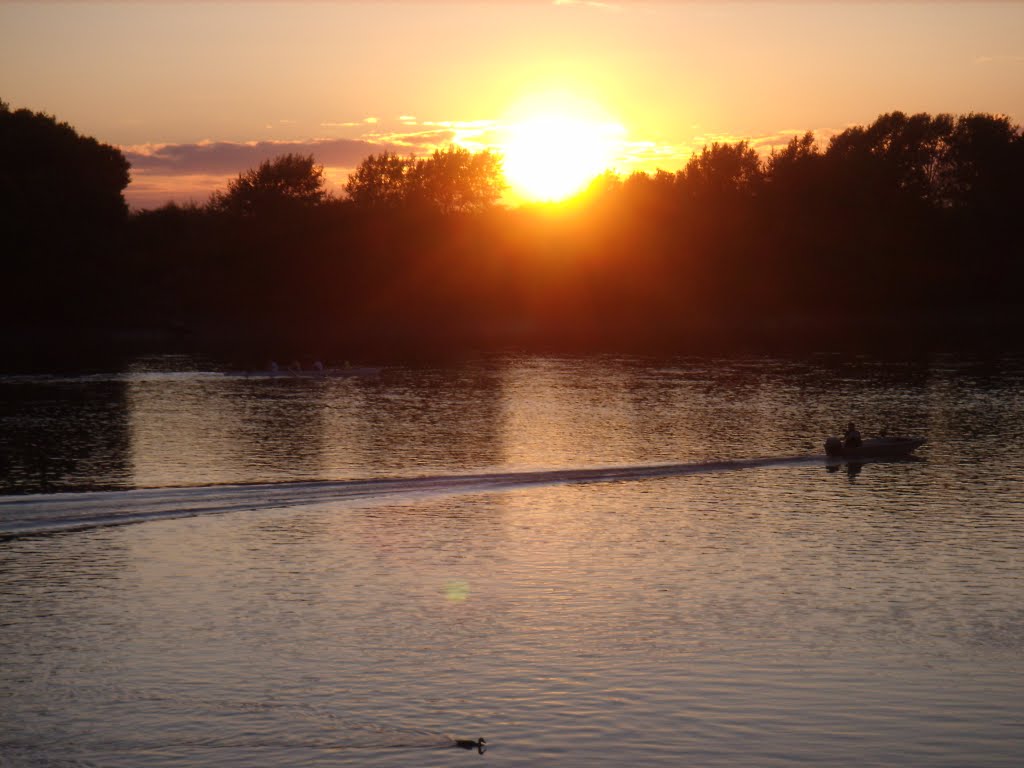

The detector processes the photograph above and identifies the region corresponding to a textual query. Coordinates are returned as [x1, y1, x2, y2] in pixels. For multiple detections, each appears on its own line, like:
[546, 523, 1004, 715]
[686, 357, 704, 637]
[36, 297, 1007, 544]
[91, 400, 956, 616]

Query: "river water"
[1, 354, 1022, 767]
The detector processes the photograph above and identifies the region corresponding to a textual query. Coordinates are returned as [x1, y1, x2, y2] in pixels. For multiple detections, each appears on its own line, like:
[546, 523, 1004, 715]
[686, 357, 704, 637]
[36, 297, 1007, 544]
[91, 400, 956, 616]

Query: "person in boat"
[843, 421, 862, 448]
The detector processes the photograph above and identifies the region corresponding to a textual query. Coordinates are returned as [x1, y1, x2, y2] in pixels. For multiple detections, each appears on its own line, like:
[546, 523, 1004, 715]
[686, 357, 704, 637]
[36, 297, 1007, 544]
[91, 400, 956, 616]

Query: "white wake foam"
[0, 455, 818, 537]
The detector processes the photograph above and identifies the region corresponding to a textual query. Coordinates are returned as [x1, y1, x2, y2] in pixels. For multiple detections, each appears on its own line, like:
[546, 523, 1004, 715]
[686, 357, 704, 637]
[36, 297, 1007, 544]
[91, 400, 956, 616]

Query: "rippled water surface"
[2, 354, 1023, 767]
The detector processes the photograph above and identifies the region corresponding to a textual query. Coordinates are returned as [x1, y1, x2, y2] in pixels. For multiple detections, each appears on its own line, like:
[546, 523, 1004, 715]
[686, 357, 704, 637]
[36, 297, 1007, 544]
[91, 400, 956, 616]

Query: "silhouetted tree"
[343, 151, 410, 209]
[826, 112, 953, 205]
[209, 153, 326, 216]
[939, 112, 1023, 211]
[345, 145, 504, 213]
[0, 99, 131, 326]
[15, 104, 1020, 352]
[126, 202, 217, 326]
[936, 113, 1024, 301]
[620, 169, 678, 203]
[681, 140, 763, 197]
[766, 132, 821, 184]
[0, 100, 130, 236]
[580, 170, 623, 200]
[408, 146, 505, 213]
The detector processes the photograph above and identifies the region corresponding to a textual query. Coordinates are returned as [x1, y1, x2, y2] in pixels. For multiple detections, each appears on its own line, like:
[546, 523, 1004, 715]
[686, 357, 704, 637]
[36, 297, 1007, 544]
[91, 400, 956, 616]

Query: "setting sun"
[501, 113, 623, 203]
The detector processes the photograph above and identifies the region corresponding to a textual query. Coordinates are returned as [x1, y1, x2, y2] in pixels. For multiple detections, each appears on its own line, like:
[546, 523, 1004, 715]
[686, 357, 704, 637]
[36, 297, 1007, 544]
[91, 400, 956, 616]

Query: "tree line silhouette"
[1, 99, 130, 331]
[3, 99, 1022, 357]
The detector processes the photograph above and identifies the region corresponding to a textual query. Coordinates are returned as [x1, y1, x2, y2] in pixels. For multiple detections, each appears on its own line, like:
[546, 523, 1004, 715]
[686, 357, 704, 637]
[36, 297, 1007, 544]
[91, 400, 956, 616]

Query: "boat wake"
[0, 689, 482, 759]
[0, 455, 819, 538]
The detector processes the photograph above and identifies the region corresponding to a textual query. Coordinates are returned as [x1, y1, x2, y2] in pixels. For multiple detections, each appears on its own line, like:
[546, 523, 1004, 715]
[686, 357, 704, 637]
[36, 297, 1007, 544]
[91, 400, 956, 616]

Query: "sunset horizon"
[4, 4, 1024, 768]
[4, 1, 1022, 208]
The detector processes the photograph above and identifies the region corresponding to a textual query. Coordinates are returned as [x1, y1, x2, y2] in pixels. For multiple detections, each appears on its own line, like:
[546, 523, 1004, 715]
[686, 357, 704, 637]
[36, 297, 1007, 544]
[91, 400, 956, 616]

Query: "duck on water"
[825, 422, 925, 459]
[453, 737, 486, 754]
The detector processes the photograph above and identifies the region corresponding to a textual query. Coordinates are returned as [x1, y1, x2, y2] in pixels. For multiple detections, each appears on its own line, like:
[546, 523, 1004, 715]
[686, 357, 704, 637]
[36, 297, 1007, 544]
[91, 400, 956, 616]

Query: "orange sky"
[2, 1, 1023, 208]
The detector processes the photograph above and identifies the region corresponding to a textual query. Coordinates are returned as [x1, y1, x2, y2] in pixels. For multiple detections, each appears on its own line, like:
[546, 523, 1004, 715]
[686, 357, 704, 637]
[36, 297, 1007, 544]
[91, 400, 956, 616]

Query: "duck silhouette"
[454, 737, 486, 754]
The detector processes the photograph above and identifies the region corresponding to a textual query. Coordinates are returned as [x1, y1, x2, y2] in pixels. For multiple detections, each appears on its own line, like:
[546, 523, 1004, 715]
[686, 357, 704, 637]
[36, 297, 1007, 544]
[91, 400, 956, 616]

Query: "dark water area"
[3, 350, 1021, 496]
[2, 353, 1023, 766]
[5, 304, 1024, 374]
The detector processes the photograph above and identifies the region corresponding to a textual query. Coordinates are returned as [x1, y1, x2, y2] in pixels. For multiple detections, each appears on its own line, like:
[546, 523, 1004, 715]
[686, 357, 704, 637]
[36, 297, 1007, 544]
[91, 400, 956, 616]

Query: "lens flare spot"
[444, 580, 470, 603]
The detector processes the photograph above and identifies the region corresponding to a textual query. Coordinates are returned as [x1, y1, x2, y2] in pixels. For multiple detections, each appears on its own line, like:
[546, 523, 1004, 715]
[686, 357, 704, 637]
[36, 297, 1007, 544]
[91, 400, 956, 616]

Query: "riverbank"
[4, 304, 1023, 373]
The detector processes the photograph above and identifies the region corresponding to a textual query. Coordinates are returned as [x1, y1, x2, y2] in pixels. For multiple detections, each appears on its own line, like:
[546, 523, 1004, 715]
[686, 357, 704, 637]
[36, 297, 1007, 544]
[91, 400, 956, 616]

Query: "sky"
[2, 1, 1023, 208]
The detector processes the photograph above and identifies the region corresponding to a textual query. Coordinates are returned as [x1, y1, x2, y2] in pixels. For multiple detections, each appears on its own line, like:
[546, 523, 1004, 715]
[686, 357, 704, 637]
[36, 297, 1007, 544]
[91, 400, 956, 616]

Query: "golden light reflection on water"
[124, 361, 698, 491]
[4, 355, 1024, 766]
[108, 354, 1024, 503]
[496, 358, 641, 468]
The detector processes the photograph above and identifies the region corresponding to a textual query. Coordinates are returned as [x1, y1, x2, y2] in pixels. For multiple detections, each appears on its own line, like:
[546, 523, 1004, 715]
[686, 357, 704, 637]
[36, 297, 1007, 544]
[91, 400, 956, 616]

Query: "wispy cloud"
[123, 136, 410, 208]
[121, 125, 471, 208]
[975, 54, 1024, 65]
[553, 0, 622, 11]
[123, 137, 405, 176]
[124, 173, 230, 210]
[361, 128, 459, 148]
[321, 117, 379, 128]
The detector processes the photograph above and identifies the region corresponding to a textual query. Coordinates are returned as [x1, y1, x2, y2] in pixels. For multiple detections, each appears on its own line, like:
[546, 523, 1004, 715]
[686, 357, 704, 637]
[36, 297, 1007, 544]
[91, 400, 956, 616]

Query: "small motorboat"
[824, 435, 925, 459]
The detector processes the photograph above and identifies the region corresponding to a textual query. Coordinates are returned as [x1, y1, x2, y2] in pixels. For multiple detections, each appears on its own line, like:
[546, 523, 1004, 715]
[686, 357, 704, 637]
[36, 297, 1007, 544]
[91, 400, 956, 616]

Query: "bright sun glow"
[501, 112, 623, 203]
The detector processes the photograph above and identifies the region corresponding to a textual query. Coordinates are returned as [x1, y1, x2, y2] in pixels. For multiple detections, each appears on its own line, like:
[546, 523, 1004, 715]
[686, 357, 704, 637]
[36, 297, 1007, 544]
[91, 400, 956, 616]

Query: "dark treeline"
[4, 100, 1023, 359]
[1, 99, 130, 331]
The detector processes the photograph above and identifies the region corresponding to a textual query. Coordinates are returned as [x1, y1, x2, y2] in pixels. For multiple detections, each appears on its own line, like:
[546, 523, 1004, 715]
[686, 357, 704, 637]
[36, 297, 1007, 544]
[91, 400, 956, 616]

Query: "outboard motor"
[824, 436, 843, 456]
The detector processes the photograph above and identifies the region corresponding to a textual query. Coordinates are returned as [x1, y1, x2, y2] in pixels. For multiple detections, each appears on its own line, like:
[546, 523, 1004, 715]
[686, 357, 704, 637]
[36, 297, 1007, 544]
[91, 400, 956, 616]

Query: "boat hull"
[825, 436, 925, 459]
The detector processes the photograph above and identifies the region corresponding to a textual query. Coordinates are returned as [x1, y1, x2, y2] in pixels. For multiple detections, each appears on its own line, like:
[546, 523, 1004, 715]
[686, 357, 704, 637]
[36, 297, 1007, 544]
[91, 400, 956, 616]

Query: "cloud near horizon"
[123, 137, 411, 177]
[121, 132, 463, 209]
[120, 123, 831, 209]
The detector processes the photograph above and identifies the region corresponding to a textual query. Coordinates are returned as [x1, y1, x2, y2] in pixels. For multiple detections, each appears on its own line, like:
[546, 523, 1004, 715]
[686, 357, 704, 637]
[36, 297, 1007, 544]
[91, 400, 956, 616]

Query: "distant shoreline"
[4, 306, 1023, 372]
